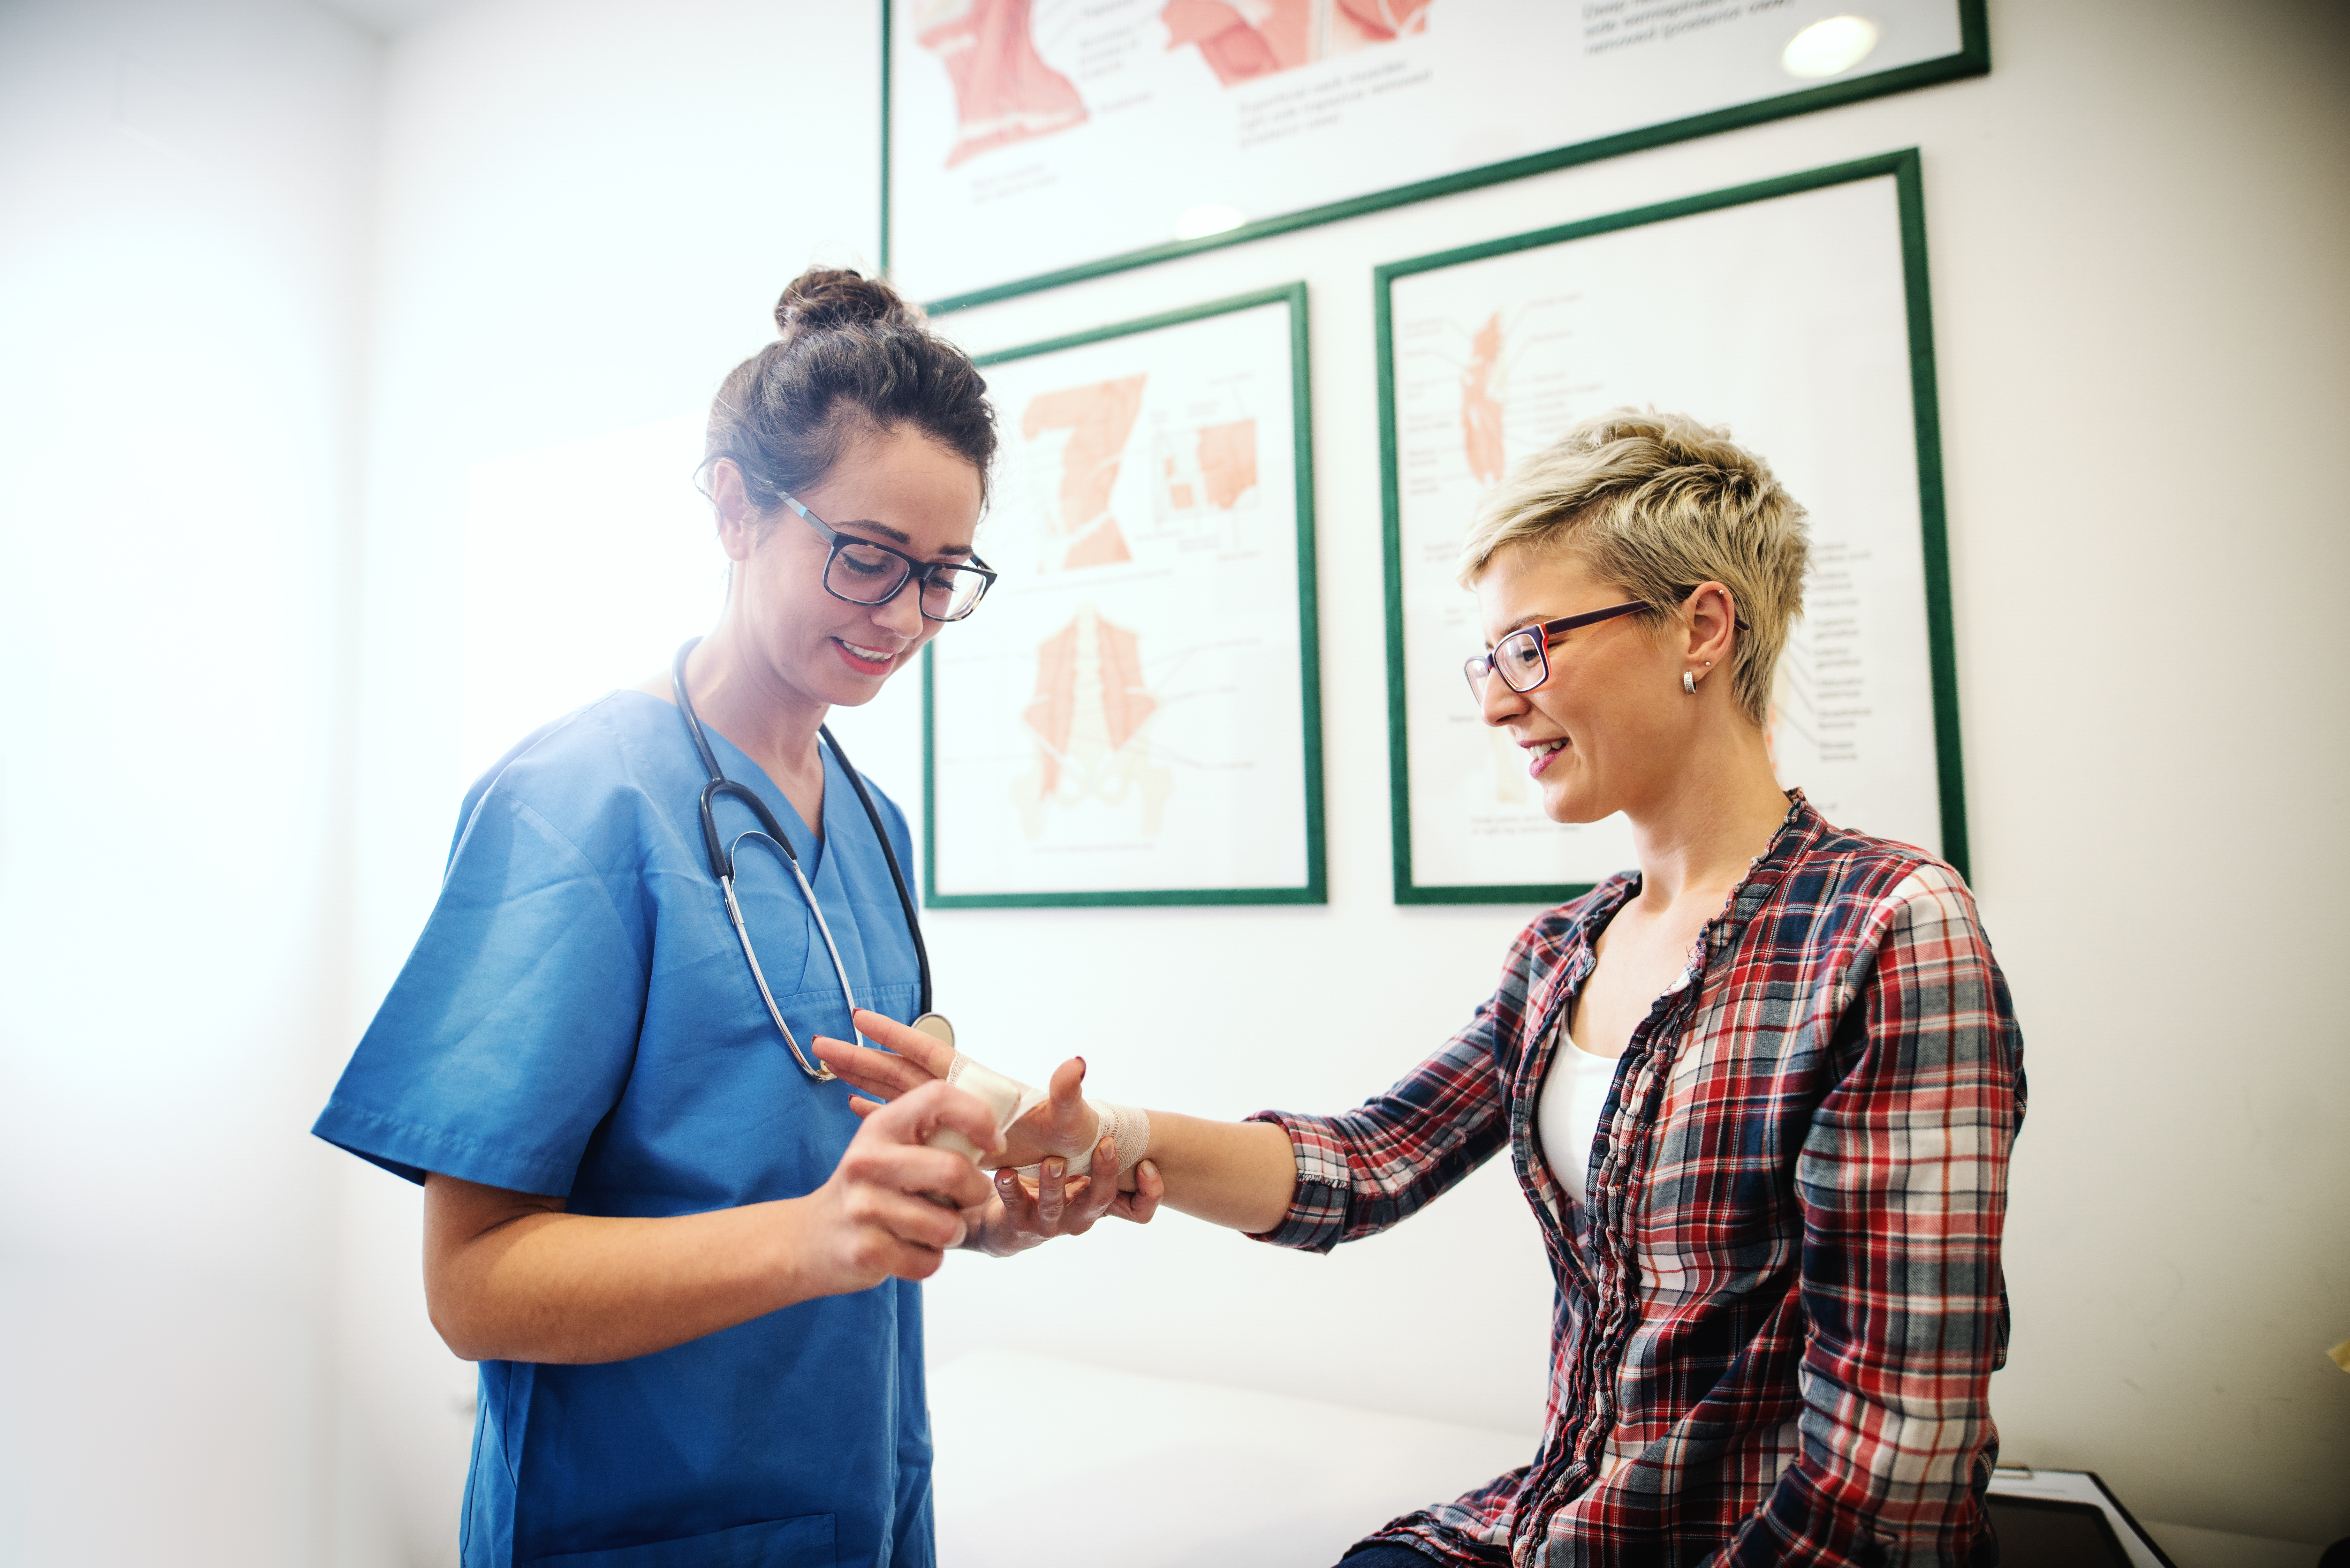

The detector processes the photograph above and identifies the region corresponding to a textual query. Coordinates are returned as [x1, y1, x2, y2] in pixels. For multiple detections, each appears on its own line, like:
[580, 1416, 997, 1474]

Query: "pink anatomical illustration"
[1155, 417, 1258, 521]
[1020, 375, 1148, 570]
[916, 0, 1089, 168]
[1160, 0, 1431, 89]
[1014, 606, 1175, 840]
[1461, 311, 1506, 487]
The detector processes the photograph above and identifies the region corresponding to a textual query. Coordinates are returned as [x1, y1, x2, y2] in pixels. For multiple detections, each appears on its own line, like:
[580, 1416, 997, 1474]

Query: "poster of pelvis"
[926, 288, 1324, 905]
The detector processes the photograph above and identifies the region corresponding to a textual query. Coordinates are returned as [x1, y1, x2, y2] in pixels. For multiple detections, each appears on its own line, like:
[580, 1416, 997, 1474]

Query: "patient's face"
[1472, 544, 1685, 826]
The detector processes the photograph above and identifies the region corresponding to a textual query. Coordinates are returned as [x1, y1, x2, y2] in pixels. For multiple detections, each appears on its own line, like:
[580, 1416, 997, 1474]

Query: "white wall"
[0, 1, 381, 1563]
[348, 0, 2350, 1555]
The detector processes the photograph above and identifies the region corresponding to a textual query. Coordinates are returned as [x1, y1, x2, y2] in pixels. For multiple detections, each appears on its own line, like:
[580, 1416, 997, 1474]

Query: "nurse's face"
[728, 424, 985, 710]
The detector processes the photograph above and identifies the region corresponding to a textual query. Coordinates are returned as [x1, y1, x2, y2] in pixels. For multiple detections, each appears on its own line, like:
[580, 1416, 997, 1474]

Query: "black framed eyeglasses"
[1464, 592, 1753, 698]
[1464, 601, 1651, 697]
[778, 490, 997, 623]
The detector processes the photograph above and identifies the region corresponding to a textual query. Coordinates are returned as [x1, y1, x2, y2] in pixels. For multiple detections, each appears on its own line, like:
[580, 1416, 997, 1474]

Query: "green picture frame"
[921, 282, 1326, 908]
[882, 3, 1988, 315]
[1376, 148, 1969, 904]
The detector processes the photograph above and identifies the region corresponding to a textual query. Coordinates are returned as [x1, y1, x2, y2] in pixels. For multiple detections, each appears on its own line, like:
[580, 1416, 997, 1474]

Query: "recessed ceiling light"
[1782, 15, 1881, 79]
[1174, 205, 1246, 241]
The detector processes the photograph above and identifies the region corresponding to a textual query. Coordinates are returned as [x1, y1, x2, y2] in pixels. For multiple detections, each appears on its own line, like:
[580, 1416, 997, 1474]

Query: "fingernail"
[1045, 1159, 1063, 1178]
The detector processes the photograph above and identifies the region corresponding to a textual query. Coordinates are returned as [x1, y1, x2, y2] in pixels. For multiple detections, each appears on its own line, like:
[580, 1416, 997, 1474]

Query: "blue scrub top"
[315, 691, 933, 1568]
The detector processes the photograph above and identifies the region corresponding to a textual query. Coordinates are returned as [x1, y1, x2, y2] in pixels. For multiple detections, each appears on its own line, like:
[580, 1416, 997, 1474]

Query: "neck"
[684, 606, 827, 785]
[1622, 718, 1790, 909]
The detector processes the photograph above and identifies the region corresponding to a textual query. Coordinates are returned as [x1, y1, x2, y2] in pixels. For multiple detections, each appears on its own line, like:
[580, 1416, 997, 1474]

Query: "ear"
[706, 458, 762, 564]
[1682, 581, 1740, 688]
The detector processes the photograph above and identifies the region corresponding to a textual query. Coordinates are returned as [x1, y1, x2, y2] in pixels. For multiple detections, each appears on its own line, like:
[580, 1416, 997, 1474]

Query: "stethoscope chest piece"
[910, 1014, 955, 1050]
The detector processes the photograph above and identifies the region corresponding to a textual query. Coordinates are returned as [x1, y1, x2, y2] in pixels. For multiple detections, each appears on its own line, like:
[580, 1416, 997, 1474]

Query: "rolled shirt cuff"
[1241, 1109, 1352, 1254]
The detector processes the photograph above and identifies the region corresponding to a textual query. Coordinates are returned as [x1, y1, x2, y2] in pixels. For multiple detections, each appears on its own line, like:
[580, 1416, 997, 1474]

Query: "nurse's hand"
[815, 1010, 1102, 1172]
[802, 1080, 1005, 1292]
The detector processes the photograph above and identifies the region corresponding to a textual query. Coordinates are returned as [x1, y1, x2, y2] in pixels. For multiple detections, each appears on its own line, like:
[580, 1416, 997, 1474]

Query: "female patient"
[828, 409, 2025, 1566]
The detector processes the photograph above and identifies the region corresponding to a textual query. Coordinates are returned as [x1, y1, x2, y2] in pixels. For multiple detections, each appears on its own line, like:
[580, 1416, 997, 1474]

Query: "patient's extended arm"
[815, 1011, 1297, 1234]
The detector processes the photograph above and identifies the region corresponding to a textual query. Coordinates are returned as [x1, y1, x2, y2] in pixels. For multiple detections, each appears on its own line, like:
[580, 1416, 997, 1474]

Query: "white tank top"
[1536, 1019, 1620, 1206]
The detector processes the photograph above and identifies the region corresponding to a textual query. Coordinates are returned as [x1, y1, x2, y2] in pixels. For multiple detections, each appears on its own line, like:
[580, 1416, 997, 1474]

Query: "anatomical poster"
[924, 285, 1324, 905]
[1382, 156, 1966, 902]
[887, 0, 1982, 307]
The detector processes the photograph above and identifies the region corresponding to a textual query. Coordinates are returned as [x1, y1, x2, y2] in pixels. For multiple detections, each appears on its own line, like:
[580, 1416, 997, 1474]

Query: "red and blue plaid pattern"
[1249, 796, 2024, 1567]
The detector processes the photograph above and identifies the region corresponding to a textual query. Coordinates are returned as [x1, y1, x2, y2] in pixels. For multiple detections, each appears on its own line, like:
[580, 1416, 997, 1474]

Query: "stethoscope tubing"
[718, 847, 838, 1080]
[671, 637, 933, 1080]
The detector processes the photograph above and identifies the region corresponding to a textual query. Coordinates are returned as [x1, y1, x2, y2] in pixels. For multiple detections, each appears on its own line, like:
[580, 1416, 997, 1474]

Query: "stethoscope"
[671, 637, 955, 1080]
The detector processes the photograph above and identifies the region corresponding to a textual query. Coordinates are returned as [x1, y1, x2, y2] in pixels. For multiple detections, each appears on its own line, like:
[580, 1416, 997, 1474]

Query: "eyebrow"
[834, 516, 974, 560]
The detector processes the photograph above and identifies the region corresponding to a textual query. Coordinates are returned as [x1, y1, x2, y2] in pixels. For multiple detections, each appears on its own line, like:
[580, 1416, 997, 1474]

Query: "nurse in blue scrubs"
[313, 268, 1141, 1567]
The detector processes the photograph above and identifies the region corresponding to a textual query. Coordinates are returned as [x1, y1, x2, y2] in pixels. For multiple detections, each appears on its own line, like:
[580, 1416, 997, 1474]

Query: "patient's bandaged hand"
[925, 1054, 1044, 1164]
[924, 1051, 1149, 1180]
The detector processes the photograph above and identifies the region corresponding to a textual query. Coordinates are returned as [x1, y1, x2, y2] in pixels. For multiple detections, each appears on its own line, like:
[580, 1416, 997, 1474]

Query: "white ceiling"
[310, 0, 477, 38]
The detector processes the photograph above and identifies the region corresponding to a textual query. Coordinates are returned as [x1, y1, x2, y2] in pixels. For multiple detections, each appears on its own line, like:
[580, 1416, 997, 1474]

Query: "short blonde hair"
[1456, 408, 1808, 726]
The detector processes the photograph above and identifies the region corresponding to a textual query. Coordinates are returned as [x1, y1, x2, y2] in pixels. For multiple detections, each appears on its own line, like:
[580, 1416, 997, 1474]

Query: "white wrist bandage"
[922, 1051, 1149, 1180]
[928, 1053, 1046, 1163]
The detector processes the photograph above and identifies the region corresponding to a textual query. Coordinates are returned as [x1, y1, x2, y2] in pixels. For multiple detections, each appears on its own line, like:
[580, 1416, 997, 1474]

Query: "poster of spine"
[888, 0, 1983, 308]
[1380, 153, 1965, 903]
[925, 285, 1323, 906]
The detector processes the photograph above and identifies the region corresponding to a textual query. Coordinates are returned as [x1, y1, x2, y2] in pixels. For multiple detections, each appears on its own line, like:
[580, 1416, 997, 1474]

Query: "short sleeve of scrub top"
[314, 692, 935, 1568]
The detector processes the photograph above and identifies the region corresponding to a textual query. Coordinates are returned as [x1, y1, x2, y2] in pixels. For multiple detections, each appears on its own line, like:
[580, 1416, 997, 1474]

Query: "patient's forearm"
[1124, 1113, 1295, 1233]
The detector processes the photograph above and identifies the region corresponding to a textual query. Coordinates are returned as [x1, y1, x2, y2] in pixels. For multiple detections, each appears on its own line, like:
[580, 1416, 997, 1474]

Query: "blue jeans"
[1339, 1547, 1444, 1568]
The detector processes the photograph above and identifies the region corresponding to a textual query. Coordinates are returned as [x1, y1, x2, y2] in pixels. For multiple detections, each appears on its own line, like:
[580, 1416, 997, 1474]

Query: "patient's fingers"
[1035, 1157, 1068, 1231]
[847, 1094, 883, 1120]
[1110, 1158, 1163, 1225]
[852, 1010, 959, 1078]
[1046, 1056, 1087, 1119]
[993, 1166, 1040, 1239]
[1064, 1138, 1121, 1234]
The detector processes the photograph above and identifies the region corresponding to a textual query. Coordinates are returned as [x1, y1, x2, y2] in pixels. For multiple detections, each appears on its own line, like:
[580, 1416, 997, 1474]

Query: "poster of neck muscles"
[890, 0, 1982, 307]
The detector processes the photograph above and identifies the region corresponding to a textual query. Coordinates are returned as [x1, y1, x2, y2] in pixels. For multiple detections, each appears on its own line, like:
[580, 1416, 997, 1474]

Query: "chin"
[1539, 780, 1616, 826]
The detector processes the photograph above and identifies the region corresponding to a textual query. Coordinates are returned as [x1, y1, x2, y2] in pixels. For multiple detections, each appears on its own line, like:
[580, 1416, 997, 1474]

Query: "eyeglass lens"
[1465, 628, 1552, 696]
[822, 543, 989, 620]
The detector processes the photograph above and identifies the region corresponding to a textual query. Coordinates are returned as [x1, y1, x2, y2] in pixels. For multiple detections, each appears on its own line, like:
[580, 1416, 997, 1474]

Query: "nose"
[1476, 666, 1530, 727]
[868, 577, 926, 642]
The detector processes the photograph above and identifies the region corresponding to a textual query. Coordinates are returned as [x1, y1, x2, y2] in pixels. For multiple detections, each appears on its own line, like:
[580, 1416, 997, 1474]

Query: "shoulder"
[1756, 816, 1997, 1002]
[824, 739, 915, 858]
[451, 692, 684, 866]
[858, 772, 912, 836]
[1767, 812, 1969, 930]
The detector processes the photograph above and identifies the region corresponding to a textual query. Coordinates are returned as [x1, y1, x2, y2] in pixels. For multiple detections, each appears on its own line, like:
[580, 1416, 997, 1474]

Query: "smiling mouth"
[1524, 737, 1569, 776]
[831, 637, 901, 673]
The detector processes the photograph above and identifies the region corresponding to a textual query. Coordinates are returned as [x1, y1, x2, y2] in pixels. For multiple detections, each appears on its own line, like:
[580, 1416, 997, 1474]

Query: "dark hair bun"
[774, 267, 914, 338]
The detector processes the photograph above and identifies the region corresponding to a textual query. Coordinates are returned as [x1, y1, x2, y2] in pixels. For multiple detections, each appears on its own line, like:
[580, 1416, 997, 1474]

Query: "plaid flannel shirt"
[1248, 796, 2024, 1568]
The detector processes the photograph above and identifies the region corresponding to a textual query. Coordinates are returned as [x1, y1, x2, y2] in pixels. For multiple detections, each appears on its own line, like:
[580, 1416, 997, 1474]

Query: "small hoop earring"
[1683, 670, 1697, 696]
